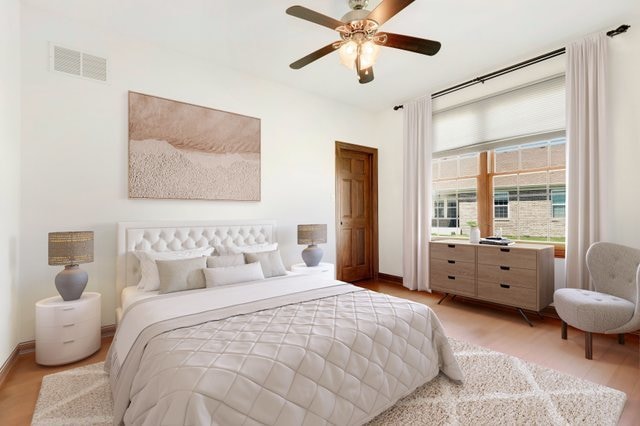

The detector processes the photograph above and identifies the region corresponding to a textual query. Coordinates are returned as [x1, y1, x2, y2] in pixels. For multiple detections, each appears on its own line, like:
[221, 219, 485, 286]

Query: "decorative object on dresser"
[554, 242, 640, 359]
[291, 262, 335, 280]
[128, 92, 261, 201]
[48, 231, 94, 301]
[297, 224, 327, 266]
[429, 239, 554, 326]
[467, 221, 480, 244]
[35, 292, 101, 366]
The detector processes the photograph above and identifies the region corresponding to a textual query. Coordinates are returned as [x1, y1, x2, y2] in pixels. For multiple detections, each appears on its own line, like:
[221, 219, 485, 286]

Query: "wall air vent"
[50, 43, 108, 83]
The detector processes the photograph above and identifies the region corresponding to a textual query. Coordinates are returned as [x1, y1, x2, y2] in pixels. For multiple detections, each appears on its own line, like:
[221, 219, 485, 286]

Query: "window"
[432, 154, 479, 236]
[434, 200, 445, 218]
[447, 200, 458, 219]
[551, 189, 566, 218]
[492, 138, 566, 243]
[430, 76, 566, 256]
[431, 136, 566, 253]
[494, 191, 509, 219]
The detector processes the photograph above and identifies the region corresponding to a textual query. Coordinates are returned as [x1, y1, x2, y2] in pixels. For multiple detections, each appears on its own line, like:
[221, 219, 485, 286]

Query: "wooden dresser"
[430, 240, 554, 314]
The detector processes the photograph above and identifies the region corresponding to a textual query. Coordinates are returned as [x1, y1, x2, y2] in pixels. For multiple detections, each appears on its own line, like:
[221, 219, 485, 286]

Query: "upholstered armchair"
[554, 242, 640, 359]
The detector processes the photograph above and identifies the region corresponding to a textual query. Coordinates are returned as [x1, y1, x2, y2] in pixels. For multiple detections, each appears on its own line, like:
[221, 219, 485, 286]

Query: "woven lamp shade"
[48, 231, 94, 265]
[297, 224, 327, 245]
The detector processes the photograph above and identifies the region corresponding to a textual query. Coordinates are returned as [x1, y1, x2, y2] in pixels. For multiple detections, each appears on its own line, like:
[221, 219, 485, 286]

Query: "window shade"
[433, 76, 565, 153]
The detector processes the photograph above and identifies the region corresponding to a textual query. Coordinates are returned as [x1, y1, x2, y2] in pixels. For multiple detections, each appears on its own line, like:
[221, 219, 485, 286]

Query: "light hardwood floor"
[1, 279, 638, 425]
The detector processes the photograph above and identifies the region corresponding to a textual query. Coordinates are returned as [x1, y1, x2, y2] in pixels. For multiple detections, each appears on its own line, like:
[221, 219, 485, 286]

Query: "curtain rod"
[393, 24, 630, 111]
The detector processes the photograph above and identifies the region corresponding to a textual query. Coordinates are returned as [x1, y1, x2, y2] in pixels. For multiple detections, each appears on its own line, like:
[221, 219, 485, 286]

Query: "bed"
[106, 221, 463, 425]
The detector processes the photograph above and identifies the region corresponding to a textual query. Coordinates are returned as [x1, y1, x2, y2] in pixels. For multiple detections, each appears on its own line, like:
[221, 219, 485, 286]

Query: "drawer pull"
[447, 260, 456, 264]
[500, 248, 511, 253]
[63, 323, 75, 328]
[63, 340, 75, 344]
[447, 275, 456, 280]
[447, 244, 456, 248]
[62, 307, 75, 311]
[500, 283, 511, 289]
[500, 266, 510, 271]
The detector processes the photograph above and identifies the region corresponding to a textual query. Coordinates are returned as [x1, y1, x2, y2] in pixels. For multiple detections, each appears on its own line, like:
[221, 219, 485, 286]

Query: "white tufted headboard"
[116, 220, 277, 308]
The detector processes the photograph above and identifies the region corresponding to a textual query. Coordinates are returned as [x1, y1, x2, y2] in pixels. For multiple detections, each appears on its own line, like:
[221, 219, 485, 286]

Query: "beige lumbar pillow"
[243, 250, 287, 278]
[203, 262, 265, 287]
[156, 257, 207, 294]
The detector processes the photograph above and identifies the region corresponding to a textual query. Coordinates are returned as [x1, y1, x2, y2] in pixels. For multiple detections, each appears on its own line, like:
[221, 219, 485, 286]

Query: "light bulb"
[338, 41, 358, 70]
[359, 40, 380, 69]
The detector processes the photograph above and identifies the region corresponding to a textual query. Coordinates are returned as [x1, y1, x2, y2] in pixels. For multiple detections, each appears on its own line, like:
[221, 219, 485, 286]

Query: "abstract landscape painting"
[128, 92, 260, 200]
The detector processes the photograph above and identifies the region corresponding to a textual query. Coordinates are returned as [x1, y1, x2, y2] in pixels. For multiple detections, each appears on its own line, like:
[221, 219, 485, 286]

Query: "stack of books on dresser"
[479, 236, 515, 246]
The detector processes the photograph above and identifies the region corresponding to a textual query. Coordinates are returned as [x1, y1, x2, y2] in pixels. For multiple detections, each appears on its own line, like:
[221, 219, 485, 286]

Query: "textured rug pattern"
[32, 339, 626, 425]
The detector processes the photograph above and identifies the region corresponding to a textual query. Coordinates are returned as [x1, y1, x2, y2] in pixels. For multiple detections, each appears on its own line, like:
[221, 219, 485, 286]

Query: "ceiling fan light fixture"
[359, 40, 380, 69]
[338, 40, 358, 70]
[286, 0, 441, 84]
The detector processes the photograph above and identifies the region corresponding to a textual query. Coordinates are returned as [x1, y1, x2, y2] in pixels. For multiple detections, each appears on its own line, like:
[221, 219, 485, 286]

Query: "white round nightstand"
[35, 292, 101, 366]
[290, 263, 335, 280]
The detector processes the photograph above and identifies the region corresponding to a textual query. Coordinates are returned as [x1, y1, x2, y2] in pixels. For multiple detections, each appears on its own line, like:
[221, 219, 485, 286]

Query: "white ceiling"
[24, 0, 640, 111]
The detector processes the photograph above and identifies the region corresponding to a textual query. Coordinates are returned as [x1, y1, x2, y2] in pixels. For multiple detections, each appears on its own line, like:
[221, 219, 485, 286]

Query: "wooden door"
[335, 142, 378, 282]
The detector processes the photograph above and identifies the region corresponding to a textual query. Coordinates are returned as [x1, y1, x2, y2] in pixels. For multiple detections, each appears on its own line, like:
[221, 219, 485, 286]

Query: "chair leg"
[585, 332, 593, 360]
[561, 321, 567, 340]
[618, 334, 625, 345]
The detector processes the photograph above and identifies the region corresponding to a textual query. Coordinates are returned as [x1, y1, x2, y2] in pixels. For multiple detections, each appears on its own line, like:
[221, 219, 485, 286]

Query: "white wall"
[0, 0, 21, 365]
[18, 5, 379, 341]
[374, 29, 640, 290]
[602, 21, 640, 245]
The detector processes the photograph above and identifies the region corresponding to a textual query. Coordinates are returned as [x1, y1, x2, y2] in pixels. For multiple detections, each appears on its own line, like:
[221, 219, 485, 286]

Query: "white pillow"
[203, 262, 265, 287]
[134, 247, 214, 291]
[214, 242, 278, 255]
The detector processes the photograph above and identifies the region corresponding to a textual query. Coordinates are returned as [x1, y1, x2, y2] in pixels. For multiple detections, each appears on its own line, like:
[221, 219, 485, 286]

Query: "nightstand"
[290, 263, 335, 280]
[35, 292, 101, 366]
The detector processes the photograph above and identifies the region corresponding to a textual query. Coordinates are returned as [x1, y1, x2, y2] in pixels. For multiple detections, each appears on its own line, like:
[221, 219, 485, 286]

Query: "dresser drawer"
[430, 242, 476, 263]
[477, 280, 537, 310]
[477, 264, 537, 289]
[36, 317, 100, 343]
[36, 300, 99, 326]
[431, 268, 475, 296]
[431, 258, 475, 279]
[477, 246, 537, 270]
[35, 333, 101, 366]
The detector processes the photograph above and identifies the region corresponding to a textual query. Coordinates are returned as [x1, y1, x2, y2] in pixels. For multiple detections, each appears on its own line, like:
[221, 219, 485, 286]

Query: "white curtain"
[565, 34, 607, 289]
[403, 97, 433, 291]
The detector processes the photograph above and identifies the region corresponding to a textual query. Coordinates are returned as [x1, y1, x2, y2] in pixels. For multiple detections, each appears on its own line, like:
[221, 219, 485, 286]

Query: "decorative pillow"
[214, 243, 278, 256]
[203, 262, 265, 287]
[156, 257, 207, 294]
[244, 250, 287, 278]
[206, 254, 245, 268]
[134, 247, 213, 291]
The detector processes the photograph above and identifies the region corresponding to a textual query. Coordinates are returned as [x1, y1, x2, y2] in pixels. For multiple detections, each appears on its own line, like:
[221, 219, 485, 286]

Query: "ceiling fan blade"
[377, 32, 441, 56]
[286, 5, 345, 30]
[290, 43, 339, 69]
[367, 0, 415, 26]
[358, 66, 374, 84]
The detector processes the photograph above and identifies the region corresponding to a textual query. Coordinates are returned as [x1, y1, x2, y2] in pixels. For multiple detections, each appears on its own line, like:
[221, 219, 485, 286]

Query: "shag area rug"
[32, 339, 626, 425]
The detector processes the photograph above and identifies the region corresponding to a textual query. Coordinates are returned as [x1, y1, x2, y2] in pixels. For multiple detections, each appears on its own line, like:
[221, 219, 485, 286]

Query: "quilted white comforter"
[106, 275, 463, 425]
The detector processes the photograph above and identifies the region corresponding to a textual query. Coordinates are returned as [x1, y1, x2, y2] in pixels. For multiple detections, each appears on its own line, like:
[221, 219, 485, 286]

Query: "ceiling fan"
[286, 0, 441, 84]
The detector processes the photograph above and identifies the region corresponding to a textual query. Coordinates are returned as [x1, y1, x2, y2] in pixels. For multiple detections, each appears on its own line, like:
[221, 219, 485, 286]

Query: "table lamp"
[48, 231, 94, 301]
[297, 224, 327, 267]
